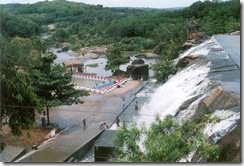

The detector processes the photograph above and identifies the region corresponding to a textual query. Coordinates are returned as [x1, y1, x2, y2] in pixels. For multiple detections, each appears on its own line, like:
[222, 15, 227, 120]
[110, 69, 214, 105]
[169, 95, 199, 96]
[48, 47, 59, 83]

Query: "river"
[50, 48, 156, 77]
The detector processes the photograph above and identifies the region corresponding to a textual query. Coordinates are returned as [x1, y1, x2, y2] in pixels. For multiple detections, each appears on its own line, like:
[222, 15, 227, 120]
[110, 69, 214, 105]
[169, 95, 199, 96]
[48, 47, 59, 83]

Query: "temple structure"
[187, 19, 199, 41]
[62, 59, 84, 73]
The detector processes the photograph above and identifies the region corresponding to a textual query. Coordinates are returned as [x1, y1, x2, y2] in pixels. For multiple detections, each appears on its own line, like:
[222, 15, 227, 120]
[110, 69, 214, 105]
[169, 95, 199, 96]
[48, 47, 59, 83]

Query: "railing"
[73, 74, 129, 94]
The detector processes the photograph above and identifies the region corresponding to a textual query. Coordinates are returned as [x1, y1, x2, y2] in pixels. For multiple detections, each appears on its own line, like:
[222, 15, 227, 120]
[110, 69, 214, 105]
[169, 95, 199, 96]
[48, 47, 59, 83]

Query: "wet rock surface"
[152, 45, 161, 55]
[127, 64, 149, 80]
[131, 58, 145, 65]
[135, 53, 159, 59]
[192, 86, 240, 123]
[217, 123, 241, 162]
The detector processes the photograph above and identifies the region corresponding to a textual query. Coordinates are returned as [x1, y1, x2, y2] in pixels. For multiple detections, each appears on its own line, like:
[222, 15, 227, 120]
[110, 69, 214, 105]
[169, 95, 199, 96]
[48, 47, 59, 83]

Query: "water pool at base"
[73, 77, 111, 89]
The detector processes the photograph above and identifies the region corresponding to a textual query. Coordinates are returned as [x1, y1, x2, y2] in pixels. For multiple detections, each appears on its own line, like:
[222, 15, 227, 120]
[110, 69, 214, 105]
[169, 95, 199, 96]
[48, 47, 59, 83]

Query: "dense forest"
[0, 0, 240, 156]
[1, 0, 240, 50]
[1, 0, 240, 76]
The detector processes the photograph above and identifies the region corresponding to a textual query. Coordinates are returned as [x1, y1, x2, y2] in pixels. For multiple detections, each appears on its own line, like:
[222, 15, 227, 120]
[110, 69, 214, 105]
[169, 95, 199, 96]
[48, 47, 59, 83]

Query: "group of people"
[83, 117, 108, 129]
[81, 96, 139, 130]
[122, 96, 139, 111]
[99, 122, 109, 129]
[82, 116, 121, 130]
[99, 116, 120, 129]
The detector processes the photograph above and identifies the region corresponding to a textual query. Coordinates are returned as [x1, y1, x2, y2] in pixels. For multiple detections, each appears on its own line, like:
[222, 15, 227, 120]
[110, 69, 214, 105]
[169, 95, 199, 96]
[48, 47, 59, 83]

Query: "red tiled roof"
[62, 60, 83, 67]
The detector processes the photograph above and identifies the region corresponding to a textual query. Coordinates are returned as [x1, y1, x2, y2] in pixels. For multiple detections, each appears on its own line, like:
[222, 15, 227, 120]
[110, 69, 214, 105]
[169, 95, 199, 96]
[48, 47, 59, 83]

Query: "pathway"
[212, 35, 240, 67]
[17, 81, 144, 162]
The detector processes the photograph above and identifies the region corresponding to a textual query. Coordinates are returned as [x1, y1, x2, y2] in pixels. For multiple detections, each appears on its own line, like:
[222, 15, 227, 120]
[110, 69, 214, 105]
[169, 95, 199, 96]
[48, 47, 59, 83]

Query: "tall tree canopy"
[0, 35, 42, 136]
[29, 53, 89, 124]
[105, 46, 129, 72]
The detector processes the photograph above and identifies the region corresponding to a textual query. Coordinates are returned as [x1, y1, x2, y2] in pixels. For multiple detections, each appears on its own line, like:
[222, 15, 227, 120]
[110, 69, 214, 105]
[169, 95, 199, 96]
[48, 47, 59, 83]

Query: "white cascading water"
[136, 63, 211, 128]
[135, 40, 212, 129]
[203, 109, 240, 143]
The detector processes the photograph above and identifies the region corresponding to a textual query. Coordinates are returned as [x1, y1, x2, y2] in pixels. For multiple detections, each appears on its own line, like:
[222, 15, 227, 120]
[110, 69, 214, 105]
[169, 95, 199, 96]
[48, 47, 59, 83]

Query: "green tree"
[105, 46, 129, 72]
[29, 53, 89, 125]
[151, 58, 177, 83]
[0, 34, 41, 136]
[113, 115, 220, 162]
[7, 37, 46, 71]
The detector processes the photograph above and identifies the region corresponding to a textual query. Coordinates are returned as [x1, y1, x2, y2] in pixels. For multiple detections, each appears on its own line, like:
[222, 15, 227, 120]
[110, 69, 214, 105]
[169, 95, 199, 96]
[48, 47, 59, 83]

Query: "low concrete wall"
[11, 149, 27, 162]
[0, 145, 26, 162]
[64, 130, 104, 161]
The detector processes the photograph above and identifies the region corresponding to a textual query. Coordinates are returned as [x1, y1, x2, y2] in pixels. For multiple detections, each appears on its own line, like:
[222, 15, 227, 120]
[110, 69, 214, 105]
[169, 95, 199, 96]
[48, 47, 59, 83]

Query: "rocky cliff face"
[175, 36, 240, 162]
[126, 64, 149, 80]
[192, 86, 240, 123]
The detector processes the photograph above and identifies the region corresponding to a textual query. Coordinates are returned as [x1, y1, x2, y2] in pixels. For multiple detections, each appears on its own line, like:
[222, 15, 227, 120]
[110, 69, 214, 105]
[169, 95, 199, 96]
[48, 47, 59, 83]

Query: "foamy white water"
[203, 109, 240, 143]
[177, 40, 212, 59]
[135, 61, 211, 129]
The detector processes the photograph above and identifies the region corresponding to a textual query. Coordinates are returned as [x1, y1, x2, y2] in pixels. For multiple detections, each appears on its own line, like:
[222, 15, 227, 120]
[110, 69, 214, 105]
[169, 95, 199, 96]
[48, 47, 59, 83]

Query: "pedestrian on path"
[122, 96, 125, 110]
[83, 118, 86, 127]
[135, 101, 139, 111]
[99, 122, 103, 129]
[100, 122, 109, 129]
[115, 116, 120, 127]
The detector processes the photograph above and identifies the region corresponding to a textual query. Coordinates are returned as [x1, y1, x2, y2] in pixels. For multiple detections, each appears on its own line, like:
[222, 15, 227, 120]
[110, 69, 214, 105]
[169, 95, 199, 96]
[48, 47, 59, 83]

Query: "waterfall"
[135, 41, 212, 129]
[203, 109, 240, 143]
[131, 39, 240, 160]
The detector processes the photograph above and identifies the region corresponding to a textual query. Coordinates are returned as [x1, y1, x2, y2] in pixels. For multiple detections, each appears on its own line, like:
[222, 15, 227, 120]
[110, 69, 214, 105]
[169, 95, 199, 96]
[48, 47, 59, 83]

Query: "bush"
[112, 115, 220, 162]
[151, 59, 177, 83]
[86, 63, 98, 67]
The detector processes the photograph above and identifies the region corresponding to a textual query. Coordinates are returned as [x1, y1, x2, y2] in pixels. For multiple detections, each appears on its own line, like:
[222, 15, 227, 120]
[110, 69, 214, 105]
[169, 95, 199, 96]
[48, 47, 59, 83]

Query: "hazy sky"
[1, 0, 207, 8]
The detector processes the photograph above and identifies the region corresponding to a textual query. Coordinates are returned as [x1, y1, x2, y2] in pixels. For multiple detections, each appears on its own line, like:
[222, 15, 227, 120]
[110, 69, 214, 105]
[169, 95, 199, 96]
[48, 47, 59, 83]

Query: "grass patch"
[86, 63, 99, 67]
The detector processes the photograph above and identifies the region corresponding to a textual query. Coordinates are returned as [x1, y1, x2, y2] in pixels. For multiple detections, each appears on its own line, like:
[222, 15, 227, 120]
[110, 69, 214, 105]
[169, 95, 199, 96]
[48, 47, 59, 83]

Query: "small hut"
[62, 59, 84, 73]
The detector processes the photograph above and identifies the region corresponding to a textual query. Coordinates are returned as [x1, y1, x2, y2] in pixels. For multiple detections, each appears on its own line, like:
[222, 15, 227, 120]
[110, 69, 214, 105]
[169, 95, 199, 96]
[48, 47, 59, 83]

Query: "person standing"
[116, 116, 120, 127]
[99, 122, 103, 129]
[135, 101, 139, 111]
[83, 118, 86, 127]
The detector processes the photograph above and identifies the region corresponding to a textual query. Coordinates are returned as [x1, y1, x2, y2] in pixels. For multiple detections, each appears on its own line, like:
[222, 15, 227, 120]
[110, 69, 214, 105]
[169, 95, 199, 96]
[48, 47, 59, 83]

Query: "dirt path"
[2, 126, 51, 148]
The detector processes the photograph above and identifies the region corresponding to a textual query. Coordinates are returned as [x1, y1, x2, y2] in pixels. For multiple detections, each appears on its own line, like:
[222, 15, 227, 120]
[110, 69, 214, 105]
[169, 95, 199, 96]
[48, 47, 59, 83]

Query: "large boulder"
[230, 31, 240, 35]
[217, 123, 241, 162]
[127, 64, 149, 80]
[191, 86, 240, 123]
[181, 42, 196, 50]
[152, 45, 161, 55]
[135, 53, 159, 59]
[192, 32, 209, 41]
[176, 54, 202, 68]
[112, 69, 127, 77]
[132, 58, 145, 65]
[84, 52, 99, 59]
[61, 46, 69, 52]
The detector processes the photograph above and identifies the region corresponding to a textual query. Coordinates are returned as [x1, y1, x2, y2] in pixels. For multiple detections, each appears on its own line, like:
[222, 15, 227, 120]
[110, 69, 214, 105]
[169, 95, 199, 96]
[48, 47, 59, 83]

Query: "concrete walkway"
[0, 145, 25, 162]
[212, 35, 240, 67]
[18, 126, 102, 162]
[17, 81, 145, 162]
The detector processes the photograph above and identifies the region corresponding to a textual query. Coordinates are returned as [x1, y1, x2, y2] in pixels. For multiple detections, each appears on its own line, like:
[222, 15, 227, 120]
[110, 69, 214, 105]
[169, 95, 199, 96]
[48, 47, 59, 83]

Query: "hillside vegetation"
[1, 0, 240, 52]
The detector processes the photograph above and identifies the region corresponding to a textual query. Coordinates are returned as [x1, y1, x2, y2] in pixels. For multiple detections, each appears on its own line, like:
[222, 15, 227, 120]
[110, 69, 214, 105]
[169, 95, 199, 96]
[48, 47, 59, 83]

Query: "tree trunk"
[46, 106, 50, 125]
